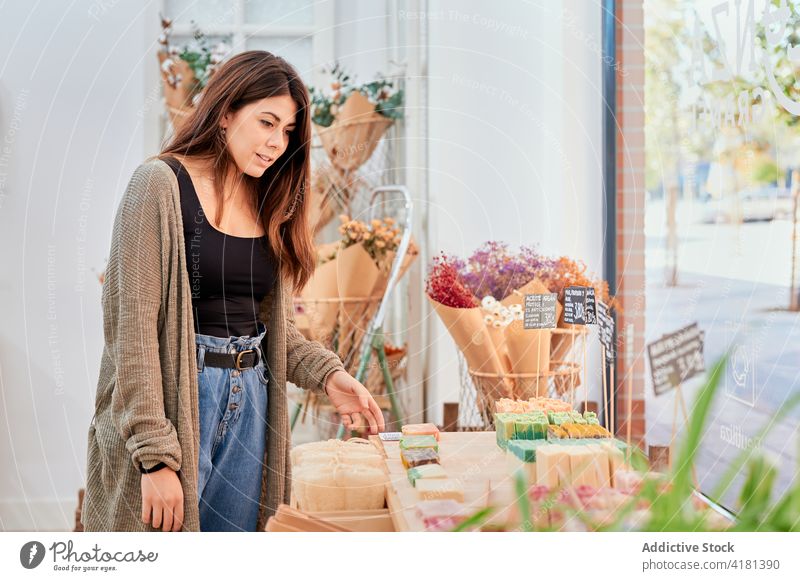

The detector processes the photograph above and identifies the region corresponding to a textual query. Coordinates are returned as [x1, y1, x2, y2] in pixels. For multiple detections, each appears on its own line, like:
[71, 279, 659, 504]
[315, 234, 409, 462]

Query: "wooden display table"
[374, 431, 506, 532]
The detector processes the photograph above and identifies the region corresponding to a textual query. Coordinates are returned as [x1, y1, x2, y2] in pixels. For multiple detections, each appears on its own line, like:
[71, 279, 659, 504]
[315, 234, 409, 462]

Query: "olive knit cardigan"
[81, 157, 345, 531]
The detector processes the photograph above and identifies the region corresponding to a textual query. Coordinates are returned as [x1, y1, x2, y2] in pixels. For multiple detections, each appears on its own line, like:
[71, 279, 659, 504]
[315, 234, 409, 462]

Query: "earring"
[221, 127, 226, 136]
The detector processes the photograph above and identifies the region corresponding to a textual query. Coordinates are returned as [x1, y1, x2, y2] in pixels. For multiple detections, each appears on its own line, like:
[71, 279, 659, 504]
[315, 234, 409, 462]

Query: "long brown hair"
[157, 50, 314, 291]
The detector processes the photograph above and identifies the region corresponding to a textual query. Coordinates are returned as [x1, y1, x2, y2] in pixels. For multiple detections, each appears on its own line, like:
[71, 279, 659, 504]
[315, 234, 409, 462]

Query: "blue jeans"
[195, 321, 269, 532]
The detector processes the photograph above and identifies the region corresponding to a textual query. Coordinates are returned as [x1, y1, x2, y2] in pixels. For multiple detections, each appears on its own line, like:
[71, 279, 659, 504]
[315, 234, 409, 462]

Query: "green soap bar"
[513, 419, 534, 440]
[507, 439, 545, 462]
[494, 414, 516, 438]
[586, 417, 600, 426]
[584, 411, 598, 420]
[408, 463, 447, 485]
[548, 412, 571, 426]
[532, 422, 548, 440]
[400, 435, 439, 451]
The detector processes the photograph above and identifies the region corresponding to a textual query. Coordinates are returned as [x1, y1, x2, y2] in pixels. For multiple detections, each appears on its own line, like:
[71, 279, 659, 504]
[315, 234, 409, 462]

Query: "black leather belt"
[203, 348, 261, 370]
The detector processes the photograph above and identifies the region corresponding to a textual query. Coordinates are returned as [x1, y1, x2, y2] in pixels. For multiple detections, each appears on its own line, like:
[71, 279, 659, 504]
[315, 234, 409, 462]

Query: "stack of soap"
[549, 423, 612, 440]
[399, 434, 439, 452]
[494, 413, 517, 449]
[513, 415, 548, 440]
[402, 423, 440, 440]
[407, 463, 448, 486]
[416, 478, 465, 502]
[400, 447, 440, 469]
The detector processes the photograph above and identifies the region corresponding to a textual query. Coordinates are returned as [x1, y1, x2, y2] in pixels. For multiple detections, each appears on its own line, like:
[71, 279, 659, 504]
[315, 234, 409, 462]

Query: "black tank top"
[163, 156, 277, 338]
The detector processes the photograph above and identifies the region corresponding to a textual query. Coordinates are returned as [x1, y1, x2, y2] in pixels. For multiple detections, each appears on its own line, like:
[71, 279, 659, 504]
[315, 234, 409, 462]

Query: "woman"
[82, 51, 384, 532]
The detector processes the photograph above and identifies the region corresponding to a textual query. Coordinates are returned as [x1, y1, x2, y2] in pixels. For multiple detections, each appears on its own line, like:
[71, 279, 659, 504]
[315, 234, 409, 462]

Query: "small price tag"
[523, 293, 558, 329]
[378, 432, 403, 441]
[563, 286, 597, 325]
[597, 300, 615, 362]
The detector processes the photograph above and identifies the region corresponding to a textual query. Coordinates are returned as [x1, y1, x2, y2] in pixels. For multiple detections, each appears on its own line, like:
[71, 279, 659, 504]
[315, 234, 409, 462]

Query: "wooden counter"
[374, 431, 513, 532]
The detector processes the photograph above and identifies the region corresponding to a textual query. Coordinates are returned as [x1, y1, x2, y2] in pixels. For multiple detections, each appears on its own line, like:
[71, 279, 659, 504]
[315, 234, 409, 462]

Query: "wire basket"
[457, 326, 589, 430]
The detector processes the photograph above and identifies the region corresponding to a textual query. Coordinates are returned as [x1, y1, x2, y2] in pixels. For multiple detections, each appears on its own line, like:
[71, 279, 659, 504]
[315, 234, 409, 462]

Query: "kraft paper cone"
[299, 242, 343, 344]
[495, 278, 559, 395]
[336, 244, 382, 356]
[503, 318, 551, 399]
[157, 52, 196, 132]
[429, 298, 511, 401]
[315, 92, 393, 172]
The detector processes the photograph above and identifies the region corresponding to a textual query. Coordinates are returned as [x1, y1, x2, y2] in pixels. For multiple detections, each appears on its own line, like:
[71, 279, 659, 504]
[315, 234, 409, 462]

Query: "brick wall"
[614, 0, 646, 448]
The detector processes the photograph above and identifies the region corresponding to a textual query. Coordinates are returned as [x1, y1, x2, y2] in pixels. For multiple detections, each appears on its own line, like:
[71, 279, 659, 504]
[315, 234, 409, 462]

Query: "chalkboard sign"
[523, 293, 558, 329]
[647, 323, 705, 395]
[597, 300, 615, 361]
[563, 286, 597, 325]
[585, 287, 597, 324]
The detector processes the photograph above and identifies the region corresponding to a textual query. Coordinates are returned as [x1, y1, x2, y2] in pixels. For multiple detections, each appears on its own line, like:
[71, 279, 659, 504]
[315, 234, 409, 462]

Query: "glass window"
[243, 0, 315, 26]
[645, 0, 800, 508]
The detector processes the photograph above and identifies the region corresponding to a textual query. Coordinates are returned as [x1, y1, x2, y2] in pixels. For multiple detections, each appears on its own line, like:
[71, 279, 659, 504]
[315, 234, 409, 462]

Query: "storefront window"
[645, 0, 800, 507]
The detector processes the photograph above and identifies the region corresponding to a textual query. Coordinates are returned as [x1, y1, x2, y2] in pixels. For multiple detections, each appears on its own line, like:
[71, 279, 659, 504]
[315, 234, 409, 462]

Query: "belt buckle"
[235, 349, 256, 370]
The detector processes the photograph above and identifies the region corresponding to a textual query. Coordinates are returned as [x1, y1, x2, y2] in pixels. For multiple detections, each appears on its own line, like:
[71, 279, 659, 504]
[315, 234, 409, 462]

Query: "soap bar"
[402, 423, 441, 441]
[566, 447, 597, 488]
[494, 413, 517, 449]
[600, 441, 625, 487]
[535, 445, 570, 488]
[400, 447, 440, 469]
[416, 478, 465, 502]
[585, 444, 611, 488]
[507, 439, 543, 463]
[415, 499, 468, 531]
[399, 434, 439, 452]
[408, 463, 448, 486]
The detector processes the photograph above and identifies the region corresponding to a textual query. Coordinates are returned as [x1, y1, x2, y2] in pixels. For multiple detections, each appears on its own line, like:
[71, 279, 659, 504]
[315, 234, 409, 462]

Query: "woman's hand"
[141, 467, 184, 531]
[324, 370, 386, 434]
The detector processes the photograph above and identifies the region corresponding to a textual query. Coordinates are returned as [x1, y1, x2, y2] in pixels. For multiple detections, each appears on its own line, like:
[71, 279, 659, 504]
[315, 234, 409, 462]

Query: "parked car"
[698, 187, 795, 223]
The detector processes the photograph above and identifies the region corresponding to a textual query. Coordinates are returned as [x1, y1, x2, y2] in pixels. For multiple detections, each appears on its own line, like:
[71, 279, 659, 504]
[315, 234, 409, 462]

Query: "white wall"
[425, 0, 604, 424]
[0, 1, 162, 530]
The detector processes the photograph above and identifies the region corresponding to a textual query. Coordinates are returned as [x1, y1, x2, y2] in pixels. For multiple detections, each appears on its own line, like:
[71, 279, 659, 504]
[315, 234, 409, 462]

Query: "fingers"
[363, 407, 379, 435]
[341, 413, 351, 429]
[350, 412, 363, 432]
[367, 395, 386, 432]
[173, 501, 184, 532]
[142, 498, 152, 526]
[151, 503, 163, 529]
[162, 504, 174, 532]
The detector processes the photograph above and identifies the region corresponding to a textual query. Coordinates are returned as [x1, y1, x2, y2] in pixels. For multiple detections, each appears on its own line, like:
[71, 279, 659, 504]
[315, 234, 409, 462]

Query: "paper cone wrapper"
[503, 319, 551, 398]
[336, 243, 382, 356]
[429, 298, 511, 400]
[158, 52, 196, 131]
[500, 277, 563, 320]
[315, 92, 393, 172]
[299, 258, 340, 343]
[495, 277, 557, 393]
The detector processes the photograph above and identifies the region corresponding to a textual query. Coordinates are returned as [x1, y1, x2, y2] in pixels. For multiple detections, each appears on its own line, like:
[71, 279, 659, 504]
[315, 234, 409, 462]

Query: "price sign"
[597, 300, 615, 361]
[563, 286, 597, 325]
[523, 293, 558, 329]
[647, 323, 705, 395]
